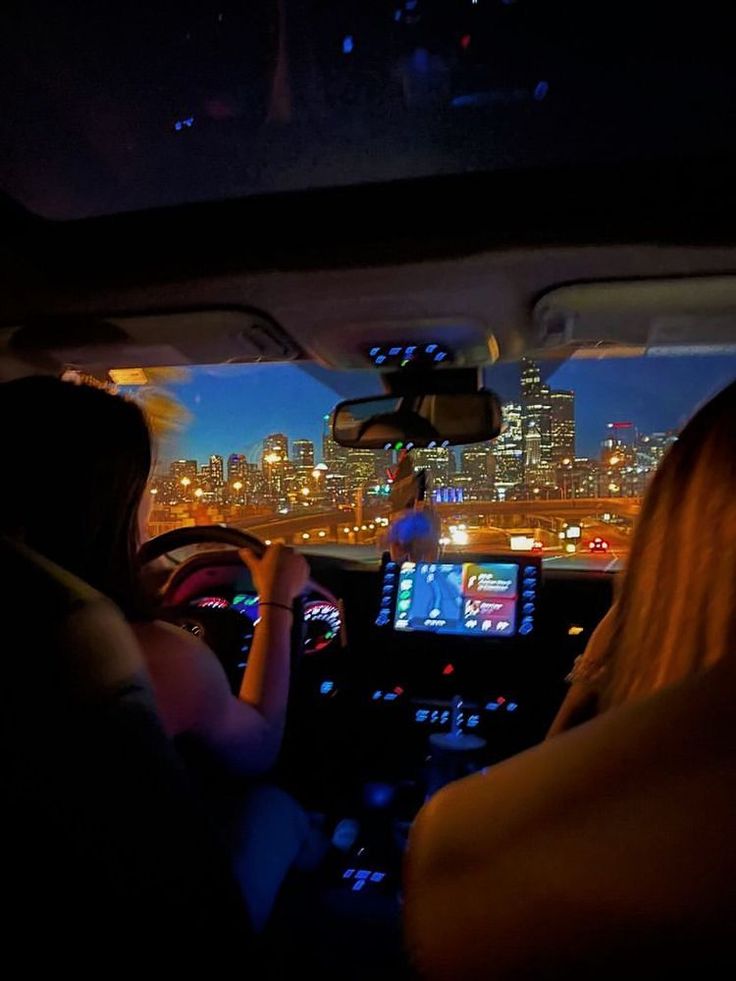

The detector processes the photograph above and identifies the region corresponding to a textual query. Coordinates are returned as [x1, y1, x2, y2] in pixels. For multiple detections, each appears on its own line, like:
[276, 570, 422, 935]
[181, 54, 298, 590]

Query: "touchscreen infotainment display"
[392, 560, 533, 638]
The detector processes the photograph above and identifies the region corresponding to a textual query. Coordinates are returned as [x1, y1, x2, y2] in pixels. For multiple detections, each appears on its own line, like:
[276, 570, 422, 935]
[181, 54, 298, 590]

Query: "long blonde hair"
[599, 380, 736, 709]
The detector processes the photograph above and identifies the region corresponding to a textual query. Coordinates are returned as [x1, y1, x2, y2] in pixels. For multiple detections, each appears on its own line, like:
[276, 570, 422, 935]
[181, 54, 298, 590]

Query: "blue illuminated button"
[343, 869, 356, 879]
[519, 620, 534, 636]
[386, 562, 397, 570]
[352, 880, 366, 892]
[523, 578, 537, 590]
[372, 690, 383, 700]
[319, 681, 335, 695]
[356, 870, 370, 880]
[467, 714, 481, 728]
[383, 692, 398, 701]
[507, 702, 518, 712]
[370, 872, 386, 883]
[375, 612, 389, 626]
[523, 566, 538, 577]
[485, 701, 500, 711]
[522, 590, 535, 600]
[415, 709, 429, 723]
[523, 602, 535, 615]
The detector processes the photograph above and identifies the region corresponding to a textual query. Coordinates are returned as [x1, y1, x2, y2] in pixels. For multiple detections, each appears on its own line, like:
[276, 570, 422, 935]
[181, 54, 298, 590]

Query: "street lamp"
[194, 487, 204, 499]
[180, 477, 191, 488]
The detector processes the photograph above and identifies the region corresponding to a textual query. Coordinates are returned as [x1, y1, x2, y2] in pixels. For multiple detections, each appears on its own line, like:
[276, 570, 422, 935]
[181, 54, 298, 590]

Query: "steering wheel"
[137, 524, 306, 690]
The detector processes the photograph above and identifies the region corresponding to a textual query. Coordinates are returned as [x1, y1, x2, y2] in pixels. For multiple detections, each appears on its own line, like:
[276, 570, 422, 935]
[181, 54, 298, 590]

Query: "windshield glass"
[142, 355, 735, 568]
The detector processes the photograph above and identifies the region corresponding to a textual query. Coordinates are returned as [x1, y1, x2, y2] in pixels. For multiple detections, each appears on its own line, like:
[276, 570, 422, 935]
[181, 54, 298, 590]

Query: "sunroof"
[2, 2, 734, 220]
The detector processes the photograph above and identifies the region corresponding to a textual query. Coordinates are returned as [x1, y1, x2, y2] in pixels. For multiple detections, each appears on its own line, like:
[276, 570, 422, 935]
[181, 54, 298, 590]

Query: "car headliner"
[2, 160, 736, 372]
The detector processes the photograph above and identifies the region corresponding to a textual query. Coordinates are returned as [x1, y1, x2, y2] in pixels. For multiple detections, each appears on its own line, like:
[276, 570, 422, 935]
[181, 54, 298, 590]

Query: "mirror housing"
[332, 391, 503, 449]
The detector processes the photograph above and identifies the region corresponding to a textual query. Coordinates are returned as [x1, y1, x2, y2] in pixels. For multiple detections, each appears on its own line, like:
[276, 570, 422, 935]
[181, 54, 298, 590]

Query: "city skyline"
[148, 355, 735, 523]
[157, 355, 736, 467]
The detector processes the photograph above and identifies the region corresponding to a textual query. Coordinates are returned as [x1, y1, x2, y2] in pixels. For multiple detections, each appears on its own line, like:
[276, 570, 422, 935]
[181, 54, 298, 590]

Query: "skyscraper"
[524, 424, 542, 468]
[322, 413, 349, 471]
[412, 447, 451, 485]
[262, 434, 289, 505]
[550, 390, 575, 462]
[209, 454, 224, 491]
[346, 448, 378, 491]
[493, 402, 523, 492]
[227, 453, 247, 485]
[292, 439, 315, 468]
[170, 459, 198, 482]
[520, 359, 552, 467]
[262, 433, 288, 464]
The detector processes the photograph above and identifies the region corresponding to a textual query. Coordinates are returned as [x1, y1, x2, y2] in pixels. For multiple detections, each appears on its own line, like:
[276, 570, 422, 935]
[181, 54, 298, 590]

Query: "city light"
[449, 524, 469, 546]
[148, 357, 662, 547]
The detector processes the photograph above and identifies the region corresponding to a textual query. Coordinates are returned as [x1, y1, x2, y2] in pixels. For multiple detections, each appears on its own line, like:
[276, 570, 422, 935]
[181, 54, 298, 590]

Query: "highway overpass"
[237, 498, 641, 544]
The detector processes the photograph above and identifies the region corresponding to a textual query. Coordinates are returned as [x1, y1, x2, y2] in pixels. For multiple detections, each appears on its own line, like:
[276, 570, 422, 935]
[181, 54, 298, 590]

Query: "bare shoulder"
[131, 620, 230, 738]
[133, 619, 223, 680]
[135, 618, 206, 651]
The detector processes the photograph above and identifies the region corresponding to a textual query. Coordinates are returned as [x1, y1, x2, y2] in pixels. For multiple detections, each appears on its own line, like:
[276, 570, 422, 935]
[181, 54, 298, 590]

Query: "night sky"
[160, 355, 736, 465]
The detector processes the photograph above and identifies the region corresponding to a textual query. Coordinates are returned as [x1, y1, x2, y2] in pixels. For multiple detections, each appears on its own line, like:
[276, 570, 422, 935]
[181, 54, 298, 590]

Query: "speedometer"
[302, 600, 342, 654]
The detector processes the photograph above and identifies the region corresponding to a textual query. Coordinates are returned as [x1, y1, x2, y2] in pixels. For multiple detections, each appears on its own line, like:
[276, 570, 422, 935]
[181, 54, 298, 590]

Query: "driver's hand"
[239, 543, 309, 606]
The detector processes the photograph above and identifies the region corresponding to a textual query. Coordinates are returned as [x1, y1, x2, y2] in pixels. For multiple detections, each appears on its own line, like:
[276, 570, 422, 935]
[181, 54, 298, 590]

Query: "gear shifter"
[425, 695, 487, 797]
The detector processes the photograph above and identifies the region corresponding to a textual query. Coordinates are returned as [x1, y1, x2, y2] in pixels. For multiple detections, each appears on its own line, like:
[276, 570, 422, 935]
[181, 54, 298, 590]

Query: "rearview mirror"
[332, 391, 503, 449]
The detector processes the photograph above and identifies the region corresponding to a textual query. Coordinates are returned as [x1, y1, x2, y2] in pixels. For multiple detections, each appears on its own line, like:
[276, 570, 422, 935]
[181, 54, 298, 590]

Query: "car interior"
[3, 3, 736, 977]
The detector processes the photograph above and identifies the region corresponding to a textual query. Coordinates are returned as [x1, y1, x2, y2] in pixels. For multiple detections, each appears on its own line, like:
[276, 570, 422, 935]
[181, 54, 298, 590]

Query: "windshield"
[142, 355, 735, 568]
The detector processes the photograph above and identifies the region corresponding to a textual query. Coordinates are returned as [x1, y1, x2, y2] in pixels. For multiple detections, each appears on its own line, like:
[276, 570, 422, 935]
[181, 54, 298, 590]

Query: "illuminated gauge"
[232, 593, 261, 621]
[190, 596, 230, 610]
[302, 600, 342, 654]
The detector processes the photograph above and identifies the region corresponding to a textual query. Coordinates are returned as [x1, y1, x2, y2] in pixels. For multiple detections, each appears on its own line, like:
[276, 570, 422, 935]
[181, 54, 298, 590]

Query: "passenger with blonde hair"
[405, 380, 736, 980]
[549, 378, 736, 736]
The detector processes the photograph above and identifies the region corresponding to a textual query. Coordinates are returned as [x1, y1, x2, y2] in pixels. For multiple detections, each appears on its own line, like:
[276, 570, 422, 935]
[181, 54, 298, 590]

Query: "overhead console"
[376, 554, 540, 641]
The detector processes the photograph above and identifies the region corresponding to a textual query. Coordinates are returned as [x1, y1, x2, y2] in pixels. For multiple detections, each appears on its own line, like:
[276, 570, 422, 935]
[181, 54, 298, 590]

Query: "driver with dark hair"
[0, 375, 323, 931]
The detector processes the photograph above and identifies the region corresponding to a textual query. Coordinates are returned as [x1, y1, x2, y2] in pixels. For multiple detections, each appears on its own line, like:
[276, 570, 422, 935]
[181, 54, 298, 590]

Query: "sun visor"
[533, 276, 736, 356]
[7, 307, 302, 370]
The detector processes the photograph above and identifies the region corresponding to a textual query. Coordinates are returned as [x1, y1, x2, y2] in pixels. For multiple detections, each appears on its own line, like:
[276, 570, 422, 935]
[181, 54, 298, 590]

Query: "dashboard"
[161, 549, 615, 818]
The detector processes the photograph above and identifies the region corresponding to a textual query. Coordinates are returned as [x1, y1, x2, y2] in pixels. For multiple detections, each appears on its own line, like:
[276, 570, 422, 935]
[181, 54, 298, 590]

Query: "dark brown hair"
[0, 376, 152, 619]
